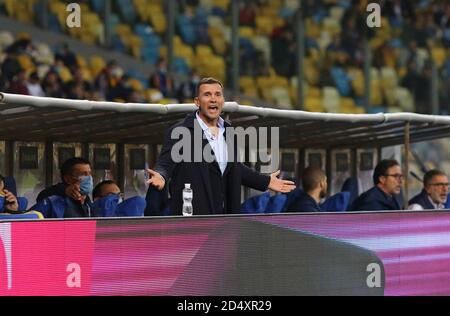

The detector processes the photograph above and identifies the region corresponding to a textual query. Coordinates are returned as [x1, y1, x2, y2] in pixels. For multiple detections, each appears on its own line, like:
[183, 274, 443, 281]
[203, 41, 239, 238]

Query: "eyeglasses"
[384, 174, 404, 180]
[430, 183, 450, 188]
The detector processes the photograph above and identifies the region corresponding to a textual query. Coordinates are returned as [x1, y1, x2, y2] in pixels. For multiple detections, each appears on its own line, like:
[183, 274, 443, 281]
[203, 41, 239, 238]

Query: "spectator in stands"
[408, 170, 449, 210]
[239, 1, 257, 27]
[286, 167, 327, 212]
[64, 67, 90, 99]
[1, 46, 22, 83]
[26, 71, 45, 97]
[271, 21, 296, 77]
[110, 74, 133, 101]
[42, 70, 65, 98]
[93, 180, 122, 202]
[149, 58, 173, 97]
[36, 157, 93, 217]
[401, 59, 431, 113]
[177, 70, 200, 102]
[55, 42, 78, 71]
[146, 77, 295, 215]
[348, 159, 403, 211]
[95, 59, 121, 100]
[6, 69, 29, 95]
[0, 174, 19, 212]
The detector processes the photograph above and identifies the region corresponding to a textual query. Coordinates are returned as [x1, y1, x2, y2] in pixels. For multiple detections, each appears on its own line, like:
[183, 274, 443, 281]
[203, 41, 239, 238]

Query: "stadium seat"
[240, 191, 270, 214]
[265, 194, 287, 213]
[322, 86, 341, 113]
[320, 192, 350, 212]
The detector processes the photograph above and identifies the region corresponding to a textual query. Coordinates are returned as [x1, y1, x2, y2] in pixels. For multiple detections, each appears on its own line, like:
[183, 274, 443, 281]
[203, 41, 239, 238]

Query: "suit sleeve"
[240, 163, 271, 192]
[153, 125, 179, 184]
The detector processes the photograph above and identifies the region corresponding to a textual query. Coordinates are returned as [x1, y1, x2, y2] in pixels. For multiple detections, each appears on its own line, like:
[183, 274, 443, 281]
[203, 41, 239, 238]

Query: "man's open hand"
[268, 170, 296, 193]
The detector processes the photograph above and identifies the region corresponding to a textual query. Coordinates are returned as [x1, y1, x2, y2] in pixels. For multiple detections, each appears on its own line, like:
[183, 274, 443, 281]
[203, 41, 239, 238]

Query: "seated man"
[286, 167, 327, 212]
[348, 159, 403, 212]
[408, 169, 449, 210]
[36, 157, 93, 218]
[93, 180, 122, 202]
[0, 174, 19, 212]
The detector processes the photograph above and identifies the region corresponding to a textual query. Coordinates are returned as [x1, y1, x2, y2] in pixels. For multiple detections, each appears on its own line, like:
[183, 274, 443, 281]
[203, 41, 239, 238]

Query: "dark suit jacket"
[154, 112, 271, 215]
[285, 191, 321, 212]
[348, 186, 402, 212]
[408, 190, 435, 210]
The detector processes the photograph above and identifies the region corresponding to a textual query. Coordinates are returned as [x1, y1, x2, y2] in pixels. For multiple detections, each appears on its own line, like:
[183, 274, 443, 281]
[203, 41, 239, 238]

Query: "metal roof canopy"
[1, 93, 450, 148]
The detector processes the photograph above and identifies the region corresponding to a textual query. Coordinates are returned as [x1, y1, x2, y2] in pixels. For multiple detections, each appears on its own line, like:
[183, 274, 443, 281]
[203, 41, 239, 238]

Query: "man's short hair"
[423, 169, 447, 187]
[301, 167, 326, 192]
[60, 157, 91, 182]
[93, 180, 117, 200]
[196, 77, 223, 96]
[373, 159, 400, 185]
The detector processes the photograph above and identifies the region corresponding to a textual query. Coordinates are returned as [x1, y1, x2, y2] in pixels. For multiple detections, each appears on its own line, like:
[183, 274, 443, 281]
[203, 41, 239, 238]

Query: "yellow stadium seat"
[305, 97, 324, 112]
[322, 86, 341, 113]
[90, 55, 106, 77]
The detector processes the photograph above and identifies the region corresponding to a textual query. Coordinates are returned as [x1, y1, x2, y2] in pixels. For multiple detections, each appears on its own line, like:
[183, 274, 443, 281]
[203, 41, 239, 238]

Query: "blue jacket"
[285, 191, 322, 212]
[348, 186, 403, 212]
[408, 190, 435, 210]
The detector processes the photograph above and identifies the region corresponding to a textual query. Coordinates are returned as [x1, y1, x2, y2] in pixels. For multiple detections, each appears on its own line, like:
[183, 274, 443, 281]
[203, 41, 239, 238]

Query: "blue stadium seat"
[265, 194, 287, 213]
[17, 197, 28, 211]
[173, 57, 190, 75]
[341, 177, 359, 206]
[3, 176, 17, 197]
[331, 67, 351, 96]
[90, 0, 105, 14]
[240, 191, 270, 214]
[177, 15, 196, 45]
[320, 192, 350, 212]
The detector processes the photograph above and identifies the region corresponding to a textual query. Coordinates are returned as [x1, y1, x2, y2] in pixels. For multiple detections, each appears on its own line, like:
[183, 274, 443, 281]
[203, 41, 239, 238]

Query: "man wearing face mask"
[92, 180, 123, 203]
[286, 167, 328, 212]
[35, 157, 93, 218]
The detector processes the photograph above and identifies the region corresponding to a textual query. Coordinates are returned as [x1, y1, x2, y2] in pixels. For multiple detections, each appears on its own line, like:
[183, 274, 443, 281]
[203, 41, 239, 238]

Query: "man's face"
[379, 165, 403, 195]
[99, 183, 121, 200]
[195, 83, 224, 122]
[64, 163, 92, 185]
[425, 175, 449, 205]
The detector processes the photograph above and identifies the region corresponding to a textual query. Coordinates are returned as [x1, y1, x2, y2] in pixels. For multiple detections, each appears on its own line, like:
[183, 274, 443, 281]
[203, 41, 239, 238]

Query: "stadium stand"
[0, 0, 449, 113]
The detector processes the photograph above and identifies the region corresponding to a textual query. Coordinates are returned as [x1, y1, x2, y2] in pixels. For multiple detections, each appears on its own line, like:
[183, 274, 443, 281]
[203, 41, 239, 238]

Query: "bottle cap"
[184, 183, 191, 189]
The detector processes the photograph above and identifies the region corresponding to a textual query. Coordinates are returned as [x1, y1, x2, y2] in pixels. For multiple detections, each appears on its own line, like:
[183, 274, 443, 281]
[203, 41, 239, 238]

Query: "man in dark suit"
[348, 159, 403, 212]
[146, 77, 295, 215]
[408, 169, 449, 210]
[286, 167, 327, 212]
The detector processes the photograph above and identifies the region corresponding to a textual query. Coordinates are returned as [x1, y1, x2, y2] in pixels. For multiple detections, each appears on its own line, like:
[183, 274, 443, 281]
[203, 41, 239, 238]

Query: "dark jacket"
[285, 191, 321, 212]
[35, 182, 92, 218]
[154, 112, 271, 215]
[348, 186, 402, 212]
[408, 189, 435, 210]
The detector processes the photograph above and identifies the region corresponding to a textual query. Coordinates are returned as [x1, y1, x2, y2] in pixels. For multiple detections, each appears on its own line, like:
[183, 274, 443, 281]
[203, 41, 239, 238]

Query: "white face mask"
[118, 197, 123, 204]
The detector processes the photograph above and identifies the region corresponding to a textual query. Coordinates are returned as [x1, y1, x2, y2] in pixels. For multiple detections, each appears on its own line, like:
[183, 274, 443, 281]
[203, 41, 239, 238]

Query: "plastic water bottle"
[182, 183, 193, 216]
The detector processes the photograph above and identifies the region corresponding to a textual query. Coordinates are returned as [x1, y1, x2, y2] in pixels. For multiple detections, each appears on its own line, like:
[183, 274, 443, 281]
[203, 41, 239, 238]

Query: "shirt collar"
[195, 111, 225, 133]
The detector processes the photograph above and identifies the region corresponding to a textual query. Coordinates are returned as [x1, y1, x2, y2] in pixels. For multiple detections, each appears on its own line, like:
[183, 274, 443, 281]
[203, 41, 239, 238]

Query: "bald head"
[302, 167, 327, 194]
